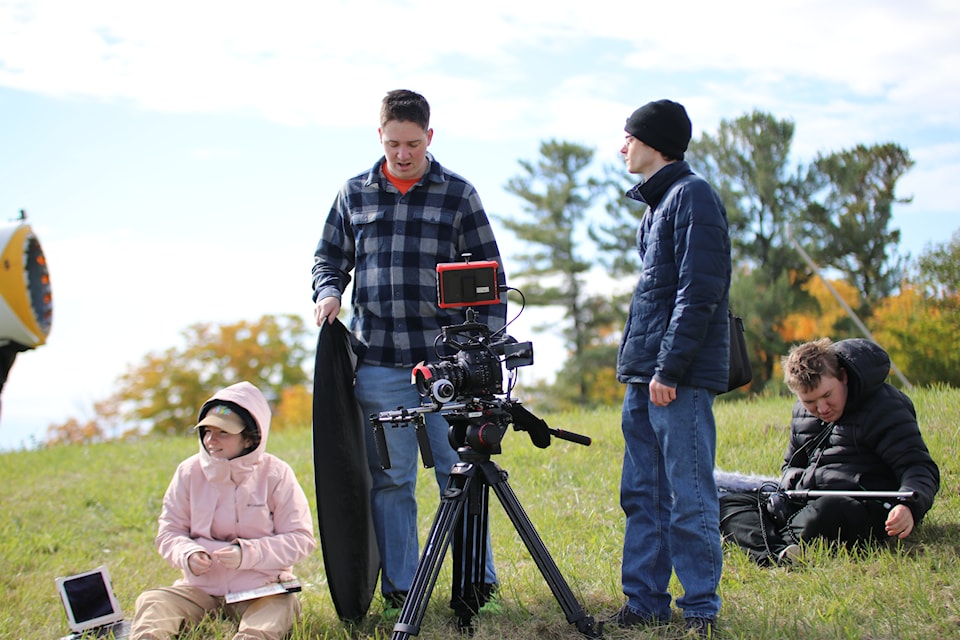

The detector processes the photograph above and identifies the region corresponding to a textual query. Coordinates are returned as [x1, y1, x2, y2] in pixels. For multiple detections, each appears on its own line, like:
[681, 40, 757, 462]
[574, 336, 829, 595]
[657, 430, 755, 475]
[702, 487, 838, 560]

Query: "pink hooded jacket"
[155, 381, 317, 596]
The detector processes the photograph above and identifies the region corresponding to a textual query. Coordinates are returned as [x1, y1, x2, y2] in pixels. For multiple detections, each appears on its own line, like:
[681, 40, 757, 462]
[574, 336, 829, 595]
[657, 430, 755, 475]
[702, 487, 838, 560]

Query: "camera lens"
[431, 379, 456, 403]
[412, 362, 438, 397]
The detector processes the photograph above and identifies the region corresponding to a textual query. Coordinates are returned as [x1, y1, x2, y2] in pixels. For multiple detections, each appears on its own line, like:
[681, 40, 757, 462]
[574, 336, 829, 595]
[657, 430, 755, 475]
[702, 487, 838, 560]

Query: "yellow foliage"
[779, 277, 861, 343]
[46, 417, 105, 446]
[871, 286, 920, 373]
[272, 384, 313, 432]
[584, 366, 622, 406]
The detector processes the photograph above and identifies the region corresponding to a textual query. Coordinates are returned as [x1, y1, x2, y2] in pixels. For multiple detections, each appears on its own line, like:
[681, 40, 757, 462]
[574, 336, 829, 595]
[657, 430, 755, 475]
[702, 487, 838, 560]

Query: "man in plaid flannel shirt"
[312, 89, 506, 615]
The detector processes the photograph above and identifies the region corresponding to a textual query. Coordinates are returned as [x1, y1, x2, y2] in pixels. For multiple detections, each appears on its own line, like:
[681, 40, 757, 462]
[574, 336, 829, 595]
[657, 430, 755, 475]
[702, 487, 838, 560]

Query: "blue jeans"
[356, 364, 497, 595]
[619, 383, 722, 621]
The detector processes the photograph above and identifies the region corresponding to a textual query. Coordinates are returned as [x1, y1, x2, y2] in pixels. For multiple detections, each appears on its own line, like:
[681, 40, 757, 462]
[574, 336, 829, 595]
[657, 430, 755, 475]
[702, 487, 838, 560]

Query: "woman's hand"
[188, 551, 213, 575]
[213, 544, 242, 569]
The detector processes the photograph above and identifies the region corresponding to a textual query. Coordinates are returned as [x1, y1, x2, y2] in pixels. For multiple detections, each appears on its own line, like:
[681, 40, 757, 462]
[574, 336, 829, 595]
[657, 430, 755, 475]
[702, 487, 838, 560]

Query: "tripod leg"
[392, 463, 473, 640]
[450, 473, 490, 633]
[482, 462, 601, 638]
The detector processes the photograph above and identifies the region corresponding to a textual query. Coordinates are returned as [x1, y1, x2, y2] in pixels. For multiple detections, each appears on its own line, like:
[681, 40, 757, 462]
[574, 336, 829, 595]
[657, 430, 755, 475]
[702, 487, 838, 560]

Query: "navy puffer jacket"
[616, 161, 731, 392]
[782, 339, 940, 523]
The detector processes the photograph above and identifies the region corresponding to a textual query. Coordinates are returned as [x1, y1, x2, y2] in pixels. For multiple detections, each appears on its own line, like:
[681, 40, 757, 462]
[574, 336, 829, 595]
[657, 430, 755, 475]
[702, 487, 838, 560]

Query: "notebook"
[224, 578, 302, 604]
[55, 565, 131, 639]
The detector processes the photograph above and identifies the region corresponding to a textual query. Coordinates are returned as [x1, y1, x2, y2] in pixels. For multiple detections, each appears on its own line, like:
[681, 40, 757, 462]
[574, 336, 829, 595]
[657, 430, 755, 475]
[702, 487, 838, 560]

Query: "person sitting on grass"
[720, 338, 940, 565]
[130, 381, 317, 640]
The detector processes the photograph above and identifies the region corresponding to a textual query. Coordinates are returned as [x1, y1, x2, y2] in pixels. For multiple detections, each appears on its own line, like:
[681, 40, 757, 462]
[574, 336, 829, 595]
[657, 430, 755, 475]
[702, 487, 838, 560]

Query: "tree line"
[45, 111, 960, 444]
[500, 111, 958, 408]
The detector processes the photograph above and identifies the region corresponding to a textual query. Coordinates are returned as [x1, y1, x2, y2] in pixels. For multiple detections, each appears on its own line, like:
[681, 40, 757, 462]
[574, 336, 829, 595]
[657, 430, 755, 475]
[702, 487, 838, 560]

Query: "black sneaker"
[685, 616, 717, 638]
[606, 604, 662, 628]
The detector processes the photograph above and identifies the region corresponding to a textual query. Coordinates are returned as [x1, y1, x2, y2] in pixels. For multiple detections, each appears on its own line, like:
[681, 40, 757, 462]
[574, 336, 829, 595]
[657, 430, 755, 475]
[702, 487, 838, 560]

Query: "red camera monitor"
[437, 261, 499, 308]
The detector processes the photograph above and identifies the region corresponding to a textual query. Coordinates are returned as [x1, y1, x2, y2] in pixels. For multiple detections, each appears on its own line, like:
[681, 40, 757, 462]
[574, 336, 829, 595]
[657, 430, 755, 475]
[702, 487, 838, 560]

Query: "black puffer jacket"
[782, 339, 940, 523]
[616, 161, 731, 392]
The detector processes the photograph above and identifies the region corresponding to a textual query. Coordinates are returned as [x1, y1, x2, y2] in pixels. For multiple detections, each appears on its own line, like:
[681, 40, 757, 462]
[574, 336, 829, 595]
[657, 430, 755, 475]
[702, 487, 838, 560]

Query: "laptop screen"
[56, 566, 124, 632]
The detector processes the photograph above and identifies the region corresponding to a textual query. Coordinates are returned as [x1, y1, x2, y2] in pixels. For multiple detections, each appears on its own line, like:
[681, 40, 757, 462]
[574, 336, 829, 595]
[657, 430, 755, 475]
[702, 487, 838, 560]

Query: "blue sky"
[1, 0, 958, 450]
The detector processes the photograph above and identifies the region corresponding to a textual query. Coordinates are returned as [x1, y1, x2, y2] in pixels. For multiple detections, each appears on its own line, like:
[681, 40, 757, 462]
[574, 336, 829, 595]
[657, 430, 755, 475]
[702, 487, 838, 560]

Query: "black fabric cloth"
[312, 319, 379, 622]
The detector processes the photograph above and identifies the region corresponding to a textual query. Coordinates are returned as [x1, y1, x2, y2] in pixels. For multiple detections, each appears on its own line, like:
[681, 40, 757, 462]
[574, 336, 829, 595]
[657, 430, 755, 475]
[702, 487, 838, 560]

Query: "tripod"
[390, 444, 601, 639]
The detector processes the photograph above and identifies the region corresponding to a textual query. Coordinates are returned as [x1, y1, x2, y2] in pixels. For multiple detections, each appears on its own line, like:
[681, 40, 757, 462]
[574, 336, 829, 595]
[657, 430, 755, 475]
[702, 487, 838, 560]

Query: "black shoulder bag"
[726, 309, 752, 392]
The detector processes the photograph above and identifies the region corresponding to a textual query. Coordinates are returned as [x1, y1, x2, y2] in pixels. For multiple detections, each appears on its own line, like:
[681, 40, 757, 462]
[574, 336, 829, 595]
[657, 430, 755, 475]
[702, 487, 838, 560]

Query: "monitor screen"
[64, 573, 115, 622]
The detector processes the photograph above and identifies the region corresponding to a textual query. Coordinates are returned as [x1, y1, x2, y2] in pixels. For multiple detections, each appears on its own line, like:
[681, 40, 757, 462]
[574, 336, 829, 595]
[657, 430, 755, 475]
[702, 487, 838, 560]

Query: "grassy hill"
[1, 388, 957, 639]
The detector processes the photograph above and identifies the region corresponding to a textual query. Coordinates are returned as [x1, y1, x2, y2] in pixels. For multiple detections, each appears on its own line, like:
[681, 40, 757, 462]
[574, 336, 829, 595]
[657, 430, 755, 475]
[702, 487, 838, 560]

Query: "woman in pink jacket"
[131, 381, 317, 640]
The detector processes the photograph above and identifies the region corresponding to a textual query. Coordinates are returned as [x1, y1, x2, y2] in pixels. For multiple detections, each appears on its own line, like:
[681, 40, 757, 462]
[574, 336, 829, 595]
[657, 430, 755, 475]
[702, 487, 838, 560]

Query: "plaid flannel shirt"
[312, 154, 507, 368]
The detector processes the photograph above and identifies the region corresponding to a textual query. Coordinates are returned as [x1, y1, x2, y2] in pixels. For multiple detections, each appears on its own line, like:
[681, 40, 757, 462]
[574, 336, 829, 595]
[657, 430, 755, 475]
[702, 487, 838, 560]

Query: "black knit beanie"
[625, 99, 692, 160]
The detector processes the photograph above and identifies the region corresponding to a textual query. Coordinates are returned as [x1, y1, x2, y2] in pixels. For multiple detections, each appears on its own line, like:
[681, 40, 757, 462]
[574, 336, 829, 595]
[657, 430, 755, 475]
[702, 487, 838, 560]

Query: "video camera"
[411, 319, 533, 404]
[371, 258, 590, 468]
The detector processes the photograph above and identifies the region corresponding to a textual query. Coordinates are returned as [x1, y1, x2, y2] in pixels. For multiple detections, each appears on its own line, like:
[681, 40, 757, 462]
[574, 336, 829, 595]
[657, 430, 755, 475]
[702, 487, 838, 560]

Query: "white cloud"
[4, 1, 958, 134]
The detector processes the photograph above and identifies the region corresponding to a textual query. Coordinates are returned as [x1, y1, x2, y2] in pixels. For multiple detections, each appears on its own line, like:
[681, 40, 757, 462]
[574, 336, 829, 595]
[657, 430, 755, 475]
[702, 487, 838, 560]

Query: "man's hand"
[314, 297, 340, 326]
[885, 504, 915, 539]
[213, 544, 242, 569]
[649, 378, 677, 407]
[188, 551, 213, 576]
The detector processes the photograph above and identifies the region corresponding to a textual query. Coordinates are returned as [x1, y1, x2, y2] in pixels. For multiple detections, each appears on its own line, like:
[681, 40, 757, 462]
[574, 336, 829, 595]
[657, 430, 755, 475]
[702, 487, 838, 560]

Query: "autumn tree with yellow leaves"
[46, 314, 312, 444]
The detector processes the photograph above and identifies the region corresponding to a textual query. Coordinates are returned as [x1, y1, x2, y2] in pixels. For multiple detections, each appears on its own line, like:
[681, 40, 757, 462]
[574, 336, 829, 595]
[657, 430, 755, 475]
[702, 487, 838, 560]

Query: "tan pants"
[130, 585, 300, 640]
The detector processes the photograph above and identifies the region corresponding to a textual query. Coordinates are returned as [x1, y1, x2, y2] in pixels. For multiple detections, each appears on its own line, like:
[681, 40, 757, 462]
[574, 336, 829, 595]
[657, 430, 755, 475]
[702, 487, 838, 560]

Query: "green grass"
[2, 388, 957, 639]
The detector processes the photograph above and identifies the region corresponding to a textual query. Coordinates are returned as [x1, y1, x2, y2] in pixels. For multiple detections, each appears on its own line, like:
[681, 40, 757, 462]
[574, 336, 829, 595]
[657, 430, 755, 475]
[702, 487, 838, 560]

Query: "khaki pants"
[130, 585, 300, 640]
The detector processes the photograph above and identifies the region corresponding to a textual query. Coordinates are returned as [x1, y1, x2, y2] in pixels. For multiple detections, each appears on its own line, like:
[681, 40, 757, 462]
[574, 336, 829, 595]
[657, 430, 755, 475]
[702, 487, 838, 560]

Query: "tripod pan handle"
[551, 428, 591, 446]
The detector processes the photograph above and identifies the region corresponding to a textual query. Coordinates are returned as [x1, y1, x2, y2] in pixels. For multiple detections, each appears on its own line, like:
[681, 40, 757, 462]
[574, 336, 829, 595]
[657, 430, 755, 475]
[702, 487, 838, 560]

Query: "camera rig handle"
[370, 406, 438, 471]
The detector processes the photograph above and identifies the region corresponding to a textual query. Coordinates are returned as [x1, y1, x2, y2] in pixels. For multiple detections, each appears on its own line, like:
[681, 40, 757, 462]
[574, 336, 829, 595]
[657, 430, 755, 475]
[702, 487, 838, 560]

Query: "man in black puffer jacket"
[720, 338, 940, 565]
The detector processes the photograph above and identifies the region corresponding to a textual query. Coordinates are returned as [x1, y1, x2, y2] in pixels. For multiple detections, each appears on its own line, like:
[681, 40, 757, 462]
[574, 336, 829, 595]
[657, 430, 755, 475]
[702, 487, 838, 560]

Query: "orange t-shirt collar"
[382, 163, 421, 195]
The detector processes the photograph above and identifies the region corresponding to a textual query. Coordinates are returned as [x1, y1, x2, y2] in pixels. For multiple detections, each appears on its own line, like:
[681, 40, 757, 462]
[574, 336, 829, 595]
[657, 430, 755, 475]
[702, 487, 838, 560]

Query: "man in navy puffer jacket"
[609, 99, 731, 639]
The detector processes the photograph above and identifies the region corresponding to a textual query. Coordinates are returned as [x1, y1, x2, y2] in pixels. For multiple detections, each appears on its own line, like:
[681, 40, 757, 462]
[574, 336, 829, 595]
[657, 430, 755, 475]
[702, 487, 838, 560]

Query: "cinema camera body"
[371, 258, 588, 469]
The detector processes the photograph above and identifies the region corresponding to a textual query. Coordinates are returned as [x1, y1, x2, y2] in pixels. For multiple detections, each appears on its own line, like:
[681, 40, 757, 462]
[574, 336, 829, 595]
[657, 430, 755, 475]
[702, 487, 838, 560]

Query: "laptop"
[55, 565, 131, 639]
